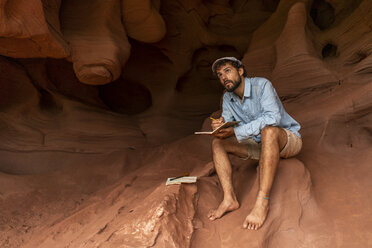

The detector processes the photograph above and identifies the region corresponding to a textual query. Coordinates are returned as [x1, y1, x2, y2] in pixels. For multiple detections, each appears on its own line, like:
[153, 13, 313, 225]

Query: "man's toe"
[243, 217, 249, 228]
[242, 221, 248, 229]
[208, 211, 217, 220]
[207, 210, 214, 218]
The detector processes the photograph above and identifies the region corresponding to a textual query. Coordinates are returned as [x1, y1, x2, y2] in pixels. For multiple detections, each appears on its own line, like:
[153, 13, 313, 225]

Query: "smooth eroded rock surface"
[0, 0, 372, 247]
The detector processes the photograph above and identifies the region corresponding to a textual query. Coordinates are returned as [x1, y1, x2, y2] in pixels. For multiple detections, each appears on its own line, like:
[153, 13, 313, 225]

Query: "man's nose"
[220, 74, 227, 81]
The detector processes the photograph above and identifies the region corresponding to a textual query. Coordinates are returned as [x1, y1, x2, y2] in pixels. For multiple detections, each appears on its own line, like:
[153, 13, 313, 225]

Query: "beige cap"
[211, 57, 242, 74]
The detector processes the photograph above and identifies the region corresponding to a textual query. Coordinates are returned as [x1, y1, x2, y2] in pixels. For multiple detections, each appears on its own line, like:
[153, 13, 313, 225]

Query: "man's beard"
[224, 77, 241, 92]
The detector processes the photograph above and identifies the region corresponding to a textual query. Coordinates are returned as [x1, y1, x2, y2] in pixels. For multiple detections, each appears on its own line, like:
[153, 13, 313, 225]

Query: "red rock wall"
[0, 0, 371, 247]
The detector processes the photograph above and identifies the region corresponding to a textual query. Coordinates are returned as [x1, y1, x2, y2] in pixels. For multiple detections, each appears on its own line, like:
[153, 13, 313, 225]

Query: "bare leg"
[243, 127, 287, 230]
[208, 137, 248, 220]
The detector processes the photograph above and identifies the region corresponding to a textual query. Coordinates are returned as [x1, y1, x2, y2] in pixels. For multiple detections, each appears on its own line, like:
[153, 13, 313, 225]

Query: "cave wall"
[0, 0, 372, 247]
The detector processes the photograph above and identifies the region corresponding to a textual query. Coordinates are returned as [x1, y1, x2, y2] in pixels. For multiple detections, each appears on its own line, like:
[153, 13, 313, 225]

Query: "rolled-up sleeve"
[234, 80, 281, 142]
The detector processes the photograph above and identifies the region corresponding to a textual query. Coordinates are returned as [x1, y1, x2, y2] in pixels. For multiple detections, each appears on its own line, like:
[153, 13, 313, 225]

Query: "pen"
[209, 117, 217, 121]
[170, 172, 190, 181]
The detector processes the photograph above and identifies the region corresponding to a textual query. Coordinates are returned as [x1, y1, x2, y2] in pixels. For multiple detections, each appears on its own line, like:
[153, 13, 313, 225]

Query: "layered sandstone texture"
[0, 0, 371, 247]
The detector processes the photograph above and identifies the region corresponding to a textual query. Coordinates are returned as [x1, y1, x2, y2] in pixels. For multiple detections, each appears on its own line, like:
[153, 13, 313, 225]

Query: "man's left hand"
[212, 126, 235, 139]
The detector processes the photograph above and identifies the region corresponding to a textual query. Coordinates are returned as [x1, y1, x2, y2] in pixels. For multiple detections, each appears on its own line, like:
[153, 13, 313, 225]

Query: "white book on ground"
[166, 176, 197, 185]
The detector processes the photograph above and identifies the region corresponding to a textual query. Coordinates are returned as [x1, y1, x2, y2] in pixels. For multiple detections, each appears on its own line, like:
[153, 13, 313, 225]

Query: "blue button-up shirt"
[222, 77, 301, 143]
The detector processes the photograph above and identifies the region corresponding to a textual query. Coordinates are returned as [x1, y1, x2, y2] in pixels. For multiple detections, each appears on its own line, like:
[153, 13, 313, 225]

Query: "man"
[208, 57, 302, 230]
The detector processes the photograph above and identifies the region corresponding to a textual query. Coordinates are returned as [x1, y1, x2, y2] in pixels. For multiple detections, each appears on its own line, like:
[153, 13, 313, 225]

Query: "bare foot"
[208, 199, 239, 220]
[242, 197, 269, 230]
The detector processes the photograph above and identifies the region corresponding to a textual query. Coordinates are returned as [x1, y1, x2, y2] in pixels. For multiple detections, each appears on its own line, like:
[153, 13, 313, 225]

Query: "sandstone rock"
[0, 0, 372, 247]
[0, 0, 69, 58]
[60, 0, 131, 85]
[121, 0, 166, 43]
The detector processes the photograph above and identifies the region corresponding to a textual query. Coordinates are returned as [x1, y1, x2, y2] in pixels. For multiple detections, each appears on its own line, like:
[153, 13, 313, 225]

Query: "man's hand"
[212, 126, 235, 139]
[211, 116, 225, 130]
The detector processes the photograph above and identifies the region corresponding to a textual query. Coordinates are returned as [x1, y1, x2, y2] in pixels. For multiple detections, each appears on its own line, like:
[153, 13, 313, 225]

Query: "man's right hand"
[211, 116, 225, 130]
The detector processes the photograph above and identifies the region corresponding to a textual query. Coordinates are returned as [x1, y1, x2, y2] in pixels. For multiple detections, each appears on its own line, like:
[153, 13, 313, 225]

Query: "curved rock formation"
[0, 0, 372, 247]
[60, 0, 131, 85]
[0, 0, 69, 58]
[121, 0, 166, 43]
[192, 159, 334, 247]
[0, 0, 167, 85]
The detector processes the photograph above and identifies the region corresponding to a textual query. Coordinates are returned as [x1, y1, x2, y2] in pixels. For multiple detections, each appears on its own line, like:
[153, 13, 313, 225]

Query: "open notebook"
[194, 121, 240, 135]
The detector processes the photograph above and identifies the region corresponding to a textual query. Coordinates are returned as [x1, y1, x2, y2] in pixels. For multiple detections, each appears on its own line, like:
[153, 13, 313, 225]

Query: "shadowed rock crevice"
[99, 78, 152, 115]
[321, 43, 338, 58]
[45, 58, 103, 107]
[38, 89, 63, 114]
[310, 0, 335, 30]
[175, 45, 238, 94]
[262, 0, 280, 12]
[330, 0, 363, 27]
[0, 57, 39, 111]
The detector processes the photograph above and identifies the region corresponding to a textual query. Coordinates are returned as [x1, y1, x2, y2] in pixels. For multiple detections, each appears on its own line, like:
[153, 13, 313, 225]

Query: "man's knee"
[212, 137, 223, 149]
[261, 126, 281, 141]
[212, 137, 231, 152]
[262, 126, 279, 136]
[261, 126, 287, 149]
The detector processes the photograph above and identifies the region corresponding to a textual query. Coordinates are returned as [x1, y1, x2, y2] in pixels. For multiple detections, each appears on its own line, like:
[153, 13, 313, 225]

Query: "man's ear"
[238, 67, 244, 76]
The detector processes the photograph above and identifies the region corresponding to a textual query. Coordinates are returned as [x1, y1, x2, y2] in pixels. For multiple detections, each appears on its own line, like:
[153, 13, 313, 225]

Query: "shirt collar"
[243, 77, 251, 98]
[228, 77, 251, 101]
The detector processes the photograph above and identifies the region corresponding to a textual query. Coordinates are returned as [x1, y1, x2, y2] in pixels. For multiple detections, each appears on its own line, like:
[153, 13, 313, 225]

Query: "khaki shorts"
[241, 128, 302, 160]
